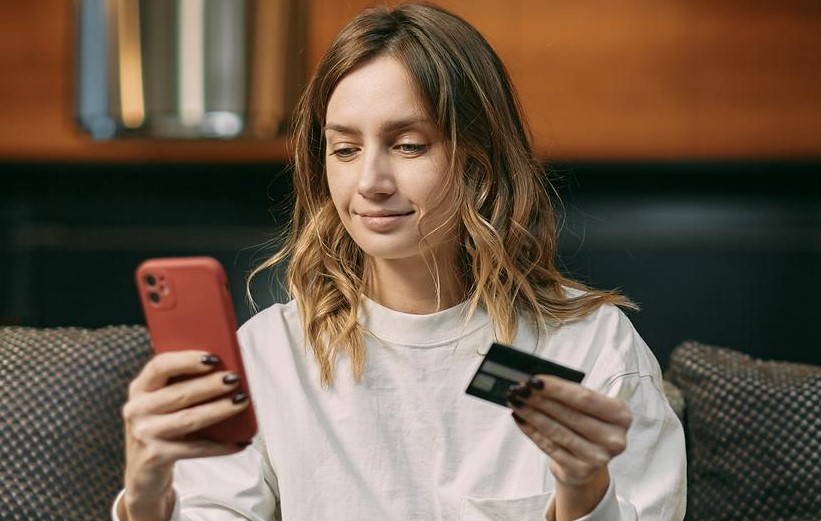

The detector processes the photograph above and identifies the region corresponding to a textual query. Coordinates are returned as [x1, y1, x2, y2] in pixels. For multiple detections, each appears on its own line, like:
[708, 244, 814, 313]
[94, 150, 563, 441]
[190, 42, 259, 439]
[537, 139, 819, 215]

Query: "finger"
[514, 405, 612, 466]
[129, 370, 241, 416]
[514, 413, 608, 485]
[130, 350, 220, 394]
[134, 393, 250, 441]
[530, 376, 632, 428]
[513, 412, 557, 455]
[523, 393, 630, 455]
[548, 446, 602, 486]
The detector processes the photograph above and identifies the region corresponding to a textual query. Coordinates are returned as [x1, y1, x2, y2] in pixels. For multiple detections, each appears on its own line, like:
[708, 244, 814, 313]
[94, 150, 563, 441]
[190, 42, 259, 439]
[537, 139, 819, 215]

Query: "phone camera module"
[148, 291, 161, 304]
[145, 273, 157, 287]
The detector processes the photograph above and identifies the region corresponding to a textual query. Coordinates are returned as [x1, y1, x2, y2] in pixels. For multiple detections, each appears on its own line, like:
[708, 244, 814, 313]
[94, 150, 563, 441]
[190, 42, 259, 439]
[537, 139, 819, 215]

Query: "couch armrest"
[0, 326, 151, 521]
[666, 341, 821, 521]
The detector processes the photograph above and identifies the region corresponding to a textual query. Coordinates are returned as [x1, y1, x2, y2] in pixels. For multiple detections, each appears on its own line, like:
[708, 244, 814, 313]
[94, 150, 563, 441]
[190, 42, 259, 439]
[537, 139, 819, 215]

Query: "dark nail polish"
[508, 395, 524, 408]
[236, 441, 251, 448]
[507, 383, 531, 399]
[223, 373, 239, 385]
[201, 355, 220, 366]
[232, 392, 247, 404]
[512, 411, 526, 424]
[527, 376, 544, 390]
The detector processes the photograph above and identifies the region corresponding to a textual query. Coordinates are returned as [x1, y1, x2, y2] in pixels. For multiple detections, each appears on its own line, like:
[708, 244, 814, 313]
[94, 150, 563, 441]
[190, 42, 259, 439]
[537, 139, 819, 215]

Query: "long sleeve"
[111, 434, 279, 521]
[577, 373, 687, 520]
[535, 303, 688, 520]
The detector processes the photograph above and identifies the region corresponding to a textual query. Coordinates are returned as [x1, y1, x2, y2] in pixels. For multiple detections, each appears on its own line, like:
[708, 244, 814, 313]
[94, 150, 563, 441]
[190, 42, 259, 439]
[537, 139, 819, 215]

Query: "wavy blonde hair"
[249, 4, 636, 387]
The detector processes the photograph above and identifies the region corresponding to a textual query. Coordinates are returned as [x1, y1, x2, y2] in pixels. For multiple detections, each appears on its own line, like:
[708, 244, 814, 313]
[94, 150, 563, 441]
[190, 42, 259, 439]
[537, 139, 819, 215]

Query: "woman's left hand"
[507, 375, 632, 491]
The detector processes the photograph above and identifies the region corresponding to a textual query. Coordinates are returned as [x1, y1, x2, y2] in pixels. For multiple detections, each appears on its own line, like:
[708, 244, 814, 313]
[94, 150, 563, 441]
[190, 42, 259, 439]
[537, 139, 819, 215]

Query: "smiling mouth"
[356, 210, 414, 218]
[355, 211, 414, 231]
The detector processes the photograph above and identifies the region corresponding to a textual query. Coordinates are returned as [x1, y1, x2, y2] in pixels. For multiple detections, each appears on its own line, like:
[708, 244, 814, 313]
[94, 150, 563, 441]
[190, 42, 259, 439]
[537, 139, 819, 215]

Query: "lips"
[356, 210, 414, 218]
[355, 210, 414, 232]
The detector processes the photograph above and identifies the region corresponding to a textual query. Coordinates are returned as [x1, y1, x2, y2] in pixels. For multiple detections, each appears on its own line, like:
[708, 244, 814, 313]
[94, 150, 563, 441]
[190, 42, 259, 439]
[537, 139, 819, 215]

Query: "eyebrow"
[324, 117, 432, 135]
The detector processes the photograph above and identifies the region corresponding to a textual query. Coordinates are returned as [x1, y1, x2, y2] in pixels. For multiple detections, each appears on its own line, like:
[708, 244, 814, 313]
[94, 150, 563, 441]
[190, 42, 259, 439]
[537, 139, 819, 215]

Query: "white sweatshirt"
[113, 297, 686, 520]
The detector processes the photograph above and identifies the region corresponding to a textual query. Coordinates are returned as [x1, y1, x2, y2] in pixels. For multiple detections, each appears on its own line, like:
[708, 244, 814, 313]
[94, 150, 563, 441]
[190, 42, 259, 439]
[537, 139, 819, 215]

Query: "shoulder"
[235, 299, 316, 383]
[555, 285, 635, 342]
[547, 289, 661, 392]
[237, 299, 301, 352]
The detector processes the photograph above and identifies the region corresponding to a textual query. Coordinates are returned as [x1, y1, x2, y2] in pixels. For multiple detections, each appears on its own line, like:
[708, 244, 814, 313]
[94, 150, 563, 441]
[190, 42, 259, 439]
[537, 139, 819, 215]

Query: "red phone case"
[135, 256, 257, 444]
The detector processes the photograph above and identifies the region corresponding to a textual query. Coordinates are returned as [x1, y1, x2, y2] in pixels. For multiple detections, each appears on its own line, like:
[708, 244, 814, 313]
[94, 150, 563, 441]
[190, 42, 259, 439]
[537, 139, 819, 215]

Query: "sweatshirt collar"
[360, 297, 489, 347]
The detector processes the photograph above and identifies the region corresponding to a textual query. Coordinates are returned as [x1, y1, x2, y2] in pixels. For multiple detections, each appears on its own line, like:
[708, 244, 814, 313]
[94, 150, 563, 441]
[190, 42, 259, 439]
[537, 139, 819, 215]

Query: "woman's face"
[324, 55, 458, 269]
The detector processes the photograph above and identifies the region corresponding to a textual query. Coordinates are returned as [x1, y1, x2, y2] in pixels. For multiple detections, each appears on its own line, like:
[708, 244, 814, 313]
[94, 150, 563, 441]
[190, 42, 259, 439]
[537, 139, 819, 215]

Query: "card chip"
[472, 372, 497, 392]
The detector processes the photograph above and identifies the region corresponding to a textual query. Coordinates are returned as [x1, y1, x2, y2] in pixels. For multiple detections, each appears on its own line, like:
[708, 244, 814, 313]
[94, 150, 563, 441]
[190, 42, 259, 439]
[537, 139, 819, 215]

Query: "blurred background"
[0, 1, 819, 369]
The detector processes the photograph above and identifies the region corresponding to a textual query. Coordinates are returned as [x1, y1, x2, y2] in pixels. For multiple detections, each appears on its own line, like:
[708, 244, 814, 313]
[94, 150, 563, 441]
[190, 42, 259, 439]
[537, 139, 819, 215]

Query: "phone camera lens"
[145, 273, 157, 287]
[148, 291, 161, 304]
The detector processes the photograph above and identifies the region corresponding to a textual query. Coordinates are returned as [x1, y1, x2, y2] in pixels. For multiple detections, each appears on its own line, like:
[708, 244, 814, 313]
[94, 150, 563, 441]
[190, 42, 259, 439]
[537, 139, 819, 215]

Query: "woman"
[115, 4, 686, 520]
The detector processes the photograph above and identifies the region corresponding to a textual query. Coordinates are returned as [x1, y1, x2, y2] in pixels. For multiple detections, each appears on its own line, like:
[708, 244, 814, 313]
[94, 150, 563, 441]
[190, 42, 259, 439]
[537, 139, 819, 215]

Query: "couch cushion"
[0, 326, 151, 521]
[666, 341, 821, 521]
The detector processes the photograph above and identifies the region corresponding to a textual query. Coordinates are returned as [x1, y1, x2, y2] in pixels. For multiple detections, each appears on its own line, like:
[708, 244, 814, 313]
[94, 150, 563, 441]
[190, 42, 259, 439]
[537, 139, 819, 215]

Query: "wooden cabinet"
[1, 1, 820, 162]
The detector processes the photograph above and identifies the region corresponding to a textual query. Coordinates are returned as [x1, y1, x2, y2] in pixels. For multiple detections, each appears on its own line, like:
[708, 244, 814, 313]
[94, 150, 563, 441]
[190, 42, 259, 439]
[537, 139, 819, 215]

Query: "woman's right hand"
[118, 350, 251, 521]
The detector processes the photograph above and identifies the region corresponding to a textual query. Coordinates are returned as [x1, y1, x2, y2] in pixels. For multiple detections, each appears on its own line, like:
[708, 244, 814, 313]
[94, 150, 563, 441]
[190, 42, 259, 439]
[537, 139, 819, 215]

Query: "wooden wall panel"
[0, 2, 73, 157]
[0, 1, 820, 162]
[447, 0, 821, 160]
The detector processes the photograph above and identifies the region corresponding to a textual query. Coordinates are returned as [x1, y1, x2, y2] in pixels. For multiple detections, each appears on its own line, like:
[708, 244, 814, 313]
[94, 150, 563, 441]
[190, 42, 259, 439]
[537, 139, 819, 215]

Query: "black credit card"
[466, 342, 586, 407]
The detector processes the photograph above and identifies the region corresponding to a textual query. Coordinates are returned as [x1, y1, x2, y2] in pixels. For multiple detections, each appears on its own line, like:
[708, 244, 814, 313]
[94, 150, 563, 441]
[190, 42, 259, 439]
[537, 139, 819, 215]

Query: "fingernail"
[507, 383, 531, 399]
[508, 395, 524, 408]
[512, 411, 526, 424]
[236, 441, 251, 448]
[527, 376, 544, 390]
[201, 355, 220, 366]
[222, 373, 239, 385]
[231, 392, 247, 404]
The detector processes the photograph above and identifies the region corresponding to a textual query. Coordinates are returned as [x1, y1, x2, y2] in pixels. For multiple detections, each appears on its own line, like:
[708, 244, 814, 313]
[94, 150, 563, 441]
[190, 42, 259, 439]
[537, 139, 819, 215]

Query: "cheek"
[420, 168, 460, 231]
[416, 170, 455, 213]
[326, 172, 351, 219]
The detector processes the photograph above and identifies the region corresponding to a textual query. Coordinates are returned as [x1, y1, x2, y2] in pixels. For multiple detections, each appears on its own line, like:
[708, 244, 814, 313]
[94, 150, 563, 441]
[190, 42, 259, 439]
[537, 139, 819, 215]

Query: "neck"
[366, 256, 464, 315]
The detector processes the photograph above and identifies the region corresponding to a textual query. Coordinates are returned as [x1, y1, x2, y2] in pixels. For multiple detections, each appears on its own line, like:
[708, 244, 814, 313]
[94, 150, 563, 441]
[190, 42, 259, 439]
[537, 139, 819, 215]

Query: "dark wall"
[551, 163, 820, 368]
[0, 163, 292, 326]
[1, 161, 818, 369]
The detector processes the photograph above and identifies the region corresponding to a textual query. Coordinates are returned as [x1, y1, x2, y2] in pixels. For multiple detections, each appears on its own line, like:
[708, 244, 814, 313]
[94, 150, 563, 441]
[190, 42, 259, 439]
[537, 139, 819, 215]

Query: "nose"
[357, 147, 395, 199]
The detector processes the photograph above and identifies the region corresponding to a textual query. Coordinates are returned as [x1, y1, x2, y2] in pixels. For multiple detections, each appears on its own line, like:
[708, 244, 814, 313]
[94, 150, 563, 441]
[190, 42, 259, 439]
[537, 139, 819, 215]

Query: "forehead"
[326, 55, 429, 125]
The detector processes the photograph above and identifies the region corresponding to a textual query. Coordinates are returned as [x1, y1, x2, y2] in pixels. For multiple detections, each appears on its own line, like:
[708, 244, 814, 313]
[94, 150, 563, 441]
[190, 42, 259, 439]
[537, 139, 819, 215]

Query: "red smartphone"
[135, 256, 257, 444]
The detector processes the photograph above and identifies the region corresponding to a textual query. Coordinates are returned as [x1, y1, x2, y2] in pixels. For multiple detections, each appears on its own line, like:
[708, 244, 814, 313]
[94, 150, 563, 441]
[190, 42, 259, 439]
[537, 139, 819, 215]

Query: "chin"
[359, 247, 420, 262]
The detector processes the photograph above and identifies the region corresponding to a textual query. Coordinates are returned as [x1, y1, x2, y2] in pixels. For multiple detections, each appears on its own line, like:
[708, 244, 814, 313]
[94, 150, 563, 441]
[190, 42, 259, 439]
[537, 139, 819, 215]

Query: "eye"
[395, 143, 429, 156]
[329, 146, 359, 160]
